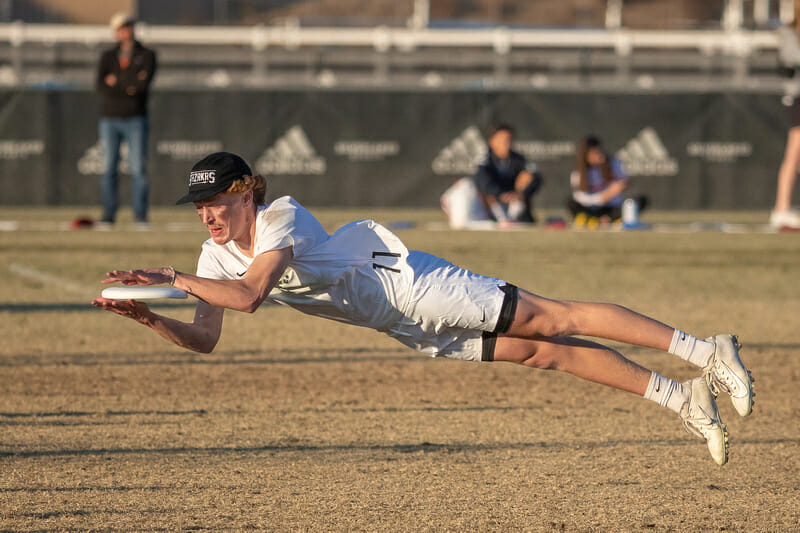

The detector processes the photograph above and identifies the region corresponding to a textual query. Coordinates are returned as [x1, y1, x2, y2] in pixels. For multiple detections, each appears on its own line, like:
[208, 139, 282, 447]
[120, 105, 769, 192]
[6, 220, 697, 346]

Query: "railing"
[0, 22, 786, 91]
[0, 22, 781, 57]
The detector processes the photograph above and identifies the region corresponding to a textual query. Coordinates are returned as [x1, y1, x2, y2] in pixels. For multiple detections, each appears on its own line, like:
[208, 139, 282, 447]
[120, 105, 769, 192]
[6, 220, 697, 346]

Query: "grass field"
[1, 206, 799, 531]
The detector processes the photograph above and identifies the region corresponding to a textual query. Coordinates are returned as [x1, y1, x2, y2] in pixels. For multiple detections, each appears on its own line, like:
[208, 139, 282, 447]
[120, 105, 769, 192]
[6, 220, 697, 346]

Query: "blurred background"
[0, 0, 795, 210]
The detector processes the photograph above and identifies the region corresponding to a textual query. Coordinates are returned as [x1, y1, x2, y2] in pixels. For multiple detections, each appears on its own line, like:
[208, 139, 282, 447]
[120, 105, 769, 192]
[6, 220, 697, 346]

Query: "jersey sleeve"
[254, 198, 323, 258]
[511, 152, 528, 176]
[610, 158, 629, 182]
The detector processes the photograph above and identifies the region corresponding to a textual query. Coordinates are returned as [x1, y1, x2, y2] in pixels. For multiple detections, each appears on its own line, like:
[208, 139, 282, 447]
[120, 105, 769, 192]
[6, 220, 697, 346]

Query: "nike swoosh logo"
[481, 309, 486, 322]
[681, 333, 686, 341]
[655, 382, 660, 392]
[236, 270, 247, 277]
[697, 406, 719, 427]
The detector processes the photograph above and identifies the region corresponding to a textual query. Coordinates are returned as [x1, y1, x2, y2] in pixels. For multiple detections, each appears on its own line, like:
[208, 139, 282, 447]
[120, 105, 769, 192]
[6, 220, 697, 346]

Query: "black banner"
[0, 89, 790, 209]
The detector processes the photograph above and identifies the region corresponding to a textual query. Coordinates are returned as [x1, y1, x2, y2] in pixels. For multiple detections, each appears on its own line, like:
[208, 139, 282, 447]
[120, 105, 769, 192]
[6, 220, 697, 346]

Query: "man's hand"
[91, 297, 152, 324]
[104, 74, 117, 86]
[499, 191, 522, 203]
[102, 268, 173, 286]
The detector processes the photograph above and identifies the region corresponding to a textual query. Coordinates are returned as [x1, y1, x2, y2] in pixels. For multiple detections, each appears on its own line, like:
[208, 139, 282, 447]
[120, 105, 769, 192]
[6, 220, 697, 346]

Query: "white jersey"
[196, 196, 509, 360]
[197, 196, 413, 329]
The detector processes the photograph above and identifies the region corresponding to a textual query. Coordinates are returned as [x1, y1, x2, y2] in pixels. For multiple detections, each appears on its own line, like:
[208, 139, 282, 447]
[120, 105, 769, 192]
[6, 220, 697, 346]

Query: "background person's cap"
[175, 152, 253, 205]
[110, 12, 136, 30]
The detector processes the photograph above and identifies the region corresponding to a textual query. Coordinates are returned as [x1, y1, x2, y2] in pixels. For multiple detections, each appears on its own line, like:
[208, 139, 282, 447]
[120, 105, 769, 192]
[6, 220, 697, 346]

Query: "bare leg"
[506, 290, 674, 352]
[493, 335, 651, 395]
[493, 294, 732, 465]
[776, 126, 800, 212]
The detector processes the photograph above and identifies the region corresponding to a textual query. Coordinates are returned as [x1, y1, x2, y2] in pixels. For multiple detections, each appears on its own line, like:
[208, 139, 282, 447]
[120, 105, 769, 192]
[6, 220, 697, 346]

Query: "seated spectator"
[473, 124, 542, 224]
[568, 135, 646, 226]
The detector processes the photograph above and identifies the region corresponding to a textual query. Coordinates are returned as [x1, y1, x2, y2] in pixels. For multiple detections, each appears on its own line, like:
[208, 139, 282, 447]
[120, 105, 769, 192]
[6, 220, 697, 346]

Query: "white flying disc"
[101, 286, 188, 300]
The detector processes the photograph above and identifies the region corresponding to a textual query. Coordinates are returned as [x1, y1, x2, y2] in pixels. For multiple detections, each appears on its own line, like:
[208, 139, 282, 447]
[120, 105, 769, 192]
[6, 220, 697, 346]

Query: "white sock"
[668, 329, 714, 368]
[644, 372, 689, 415]
[489, 202, 508, 222]
[507, 199, 526, 220]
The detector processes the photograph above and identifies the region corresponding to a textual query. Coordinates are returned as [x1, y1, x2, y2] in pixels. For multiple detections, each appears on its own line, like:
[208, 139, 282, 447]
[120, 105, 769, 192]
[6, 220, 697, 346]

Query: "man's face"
[488, 129, 513, 159]
[115, 24, 134, 44]
[194, 192, 250, 245]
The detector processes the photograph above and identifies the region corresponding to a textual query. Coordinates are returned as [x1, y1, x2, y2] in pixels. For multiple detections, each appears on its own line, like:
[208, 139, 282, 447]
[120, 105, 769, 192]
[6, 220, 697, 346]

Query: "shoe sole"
[717, 423, 730, 466]
[701, 414, 729, 466]
[731, 336, 755, 417]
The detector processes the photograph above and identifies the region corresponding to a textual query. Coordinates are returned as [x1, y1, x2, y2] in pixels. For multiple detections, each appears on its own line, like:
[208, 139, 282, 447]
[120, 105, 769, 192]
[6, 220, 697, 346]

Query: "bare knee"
[497, 339, 560, 369]
[494, 336, 572, 371]
[494, 337, 559, 369]
[511, 293, 590, 338]
[556, 301, 632, 337]
[521, 351, 559, 370]
[528, 300, 578, 338]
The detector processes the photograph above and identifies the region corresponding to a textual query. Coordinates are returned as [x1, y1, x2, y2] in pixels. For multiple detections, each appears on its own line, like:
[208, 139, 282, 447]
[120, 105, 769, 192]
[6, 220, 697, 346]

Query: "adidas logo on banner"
[77, 141, 130, 175]
[432, 126, 486, 175]
[616, 127, 678, 177]
[255, 125, 326, 175]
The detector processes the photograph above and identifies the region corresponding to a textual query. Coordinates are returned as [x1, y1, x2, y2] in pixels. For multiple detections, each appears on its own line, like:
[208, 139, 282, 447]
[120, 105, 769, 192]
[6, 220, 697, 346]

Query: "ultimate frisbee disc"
[101, 286, 188, 300]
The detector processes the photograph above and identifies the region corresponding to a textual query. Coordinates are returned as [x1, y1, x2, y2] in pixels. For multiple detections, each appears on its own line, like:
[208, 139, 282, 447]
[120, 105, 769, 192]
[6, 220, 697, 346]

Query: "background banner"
[0, 89, 788, 209]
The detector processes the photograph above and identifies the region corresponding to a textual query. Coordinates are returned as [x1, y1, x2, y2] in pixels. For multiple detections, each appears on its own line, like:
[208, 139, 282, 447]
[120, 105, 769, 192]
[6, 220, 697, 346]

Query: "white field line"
[0, 220, 203, 232]
[8, 263, 90, 295]
[0, 221, 20, 231]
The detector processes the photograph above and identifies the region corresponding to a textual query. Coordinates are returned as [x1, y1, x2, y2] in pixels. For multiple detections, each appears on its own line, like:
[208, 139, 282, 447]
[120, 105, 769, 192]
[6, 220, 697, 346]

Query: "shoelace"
[682, 412, 716, 440]
[683, 418, 705, 439]
[703, 335, 743, 397]
[705, 364, 736, 397]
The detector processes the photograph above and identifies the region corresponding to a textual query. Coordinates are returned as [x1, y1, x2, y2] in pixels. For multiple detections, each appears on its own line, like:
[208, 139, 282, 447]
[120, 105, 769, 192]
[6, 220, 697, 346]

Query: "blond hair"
[225, 174, 267, 205]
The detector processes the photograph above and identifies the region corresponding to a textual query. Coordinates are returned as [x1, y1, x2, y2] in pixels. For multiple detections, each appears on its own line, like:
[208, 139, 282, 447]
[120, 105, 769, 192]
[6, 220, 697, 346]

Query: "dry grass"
[1, 206, 799, 531]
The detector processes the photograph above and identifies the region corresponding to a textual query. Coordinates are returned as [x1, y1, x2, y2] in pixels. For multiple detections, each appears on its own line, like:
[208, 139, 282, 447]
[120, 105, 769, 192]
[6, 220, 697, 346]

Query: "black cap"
[175, 152, 253, 205]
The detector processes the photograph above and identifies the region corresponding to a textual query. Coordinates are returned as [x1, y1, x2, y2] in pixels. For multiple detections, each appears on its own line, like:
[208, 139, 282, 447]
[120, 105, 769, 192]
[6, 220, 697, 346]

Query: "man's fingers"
[92, 298, 122, 313]
[102, 269, 142, 284]
[92, 297, 146, 318]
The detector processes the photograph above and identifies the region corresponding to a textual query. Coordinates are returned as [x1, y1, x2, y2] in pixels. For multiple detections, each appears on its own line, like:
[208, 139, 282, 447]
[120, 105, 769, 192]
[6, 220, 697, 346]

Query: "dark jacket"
[96, 40, 157, 118]
[473, 150, 541, 198]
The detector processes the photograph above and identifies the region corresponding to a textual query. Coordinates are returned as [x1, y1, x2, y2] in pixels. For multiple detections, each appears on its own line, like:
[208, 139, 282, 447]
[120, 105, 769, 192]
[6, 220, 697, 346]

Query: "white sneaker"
[769, 209, 800, 229]
[704, 334, 754, 417]
[94, 221, 114, 231]
[680, 377, 728, 466]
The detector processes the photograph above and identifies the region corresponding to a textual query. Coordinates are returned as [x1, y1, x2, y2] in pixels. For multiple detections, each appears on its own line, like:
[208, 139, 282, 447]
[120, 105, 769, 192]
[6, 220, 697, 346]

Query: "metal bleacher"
[0, 0, 793, 92]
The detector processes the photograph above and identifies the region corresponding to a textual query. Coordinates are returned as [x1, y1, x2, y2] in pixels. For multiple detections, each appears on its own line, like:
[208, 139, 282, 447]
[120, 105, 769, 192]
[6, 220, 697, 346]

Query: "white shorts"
[381, 251, 518, 362]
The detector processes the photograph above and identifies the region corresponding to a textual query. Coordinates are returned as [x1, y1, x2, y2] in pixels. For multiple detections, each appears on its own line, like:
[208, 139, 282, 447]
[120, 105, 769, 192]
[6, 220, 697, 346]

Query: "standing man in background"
[96, 12, 157, 227]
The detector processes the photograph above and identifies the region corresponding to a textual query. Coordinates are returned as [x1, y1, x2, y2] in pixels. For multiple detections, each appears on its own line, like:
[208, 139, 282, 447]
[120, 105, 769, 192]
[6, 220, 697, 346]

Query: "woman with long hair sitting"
[568, 135, 646, 228]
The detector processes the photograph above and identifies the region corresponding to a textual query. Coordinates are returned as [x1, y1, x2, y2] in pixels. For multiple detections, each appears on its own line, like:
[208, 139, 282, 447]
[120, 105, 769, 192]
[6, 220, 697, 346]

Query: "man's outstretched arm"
[94, 247, 293, 352]
[101, 247, 293, 314]
[91, 298, 224, 354]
